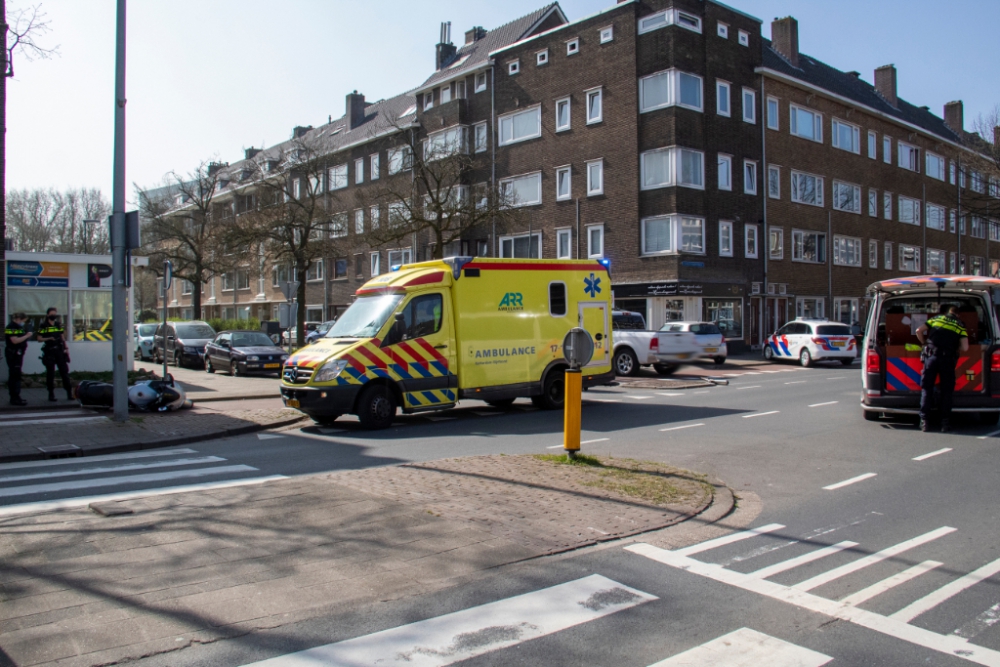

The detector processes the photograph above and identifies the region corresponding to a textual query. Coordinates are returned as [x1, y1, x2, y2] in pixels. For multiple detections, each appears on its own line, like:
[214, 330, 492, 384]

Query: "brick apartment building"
[156, 0, 998, 353]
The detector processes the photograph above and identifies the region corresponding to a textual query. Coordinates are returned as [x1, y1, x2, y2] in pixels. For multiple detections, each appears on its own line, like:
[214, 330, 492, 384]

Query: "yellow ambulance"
[280, 256, 615, 428]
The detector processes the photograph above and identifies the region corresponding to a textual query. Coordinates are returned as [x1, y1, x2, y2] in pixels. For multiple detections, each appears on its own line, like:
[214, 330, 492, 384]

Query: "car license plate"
[832, 341, 844, 347]
[704, 347, 717, 353]
[264, 363, 280, 369]
[677, 353, 690, 360]
[285, 398, 300, 408]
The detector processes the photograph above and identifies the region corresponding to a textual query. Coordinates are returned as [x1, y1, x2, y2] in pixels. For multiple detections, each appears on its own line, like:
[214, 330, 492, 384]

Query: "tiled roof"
[760, 39, 962, 145]
[419, 3, 566, 90]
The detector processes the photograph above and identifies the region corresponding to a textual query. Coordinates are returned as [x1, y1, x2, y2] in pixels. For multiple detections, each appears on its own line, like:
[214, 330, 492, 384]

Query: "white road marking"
[2, 416, 108, 427]
[826, 376, 846, 380]
[913, 448, 952, 461]
[588, 398, 622, 403]
[0, 410, 94, 420]
[743, 411, 779, 419]
[809, 401, 839, 408]
[625, 395, 653, 400]
[720, 540, 800, 567]
[784, 381, 807, 385]
[891, 557, 1000, 623]
[657, 392, 684, 397]
[257, 433, 285, 440]
[978, 428, 1000, 440]
[672, 523, 785, 557]
[760, 370, 782, 374]
[0, 448, 199, 471]
[549, 438, 610, 448]
[0, 475, 288, 518]
[742, 372, 763, 375]
[691, 391, 711, 395]
[793, 526, 956, 592]
[840, 561, 943, 607]
[648, 627, 832, 667]
[954, 602, 1000, 640]
[659, 423, 705, 432]
[736, 385, 762, 390]
[749, 541, 859, 580]
[0, 464, 259, 498]
[241, 574, 656, 667]
[627, 541, 1000, 667]
[0, 456, 228, 484]
[822, 473, 877, 491]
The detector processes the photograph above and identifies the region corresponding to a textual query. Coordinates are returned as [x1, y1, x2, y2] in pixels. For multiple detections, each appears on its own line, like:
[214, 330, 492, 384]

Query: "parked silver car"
[658, 321, 728, 365]
[133, 323, 158, 361]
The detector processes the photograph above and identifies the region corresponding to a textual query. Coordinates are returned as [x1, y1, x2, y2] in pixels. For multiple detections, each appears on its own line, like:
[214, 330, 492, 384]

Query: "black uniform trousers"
[44, 347, 72, 398]
[919, 352, 957, 420]
[5, 348, 24, 400]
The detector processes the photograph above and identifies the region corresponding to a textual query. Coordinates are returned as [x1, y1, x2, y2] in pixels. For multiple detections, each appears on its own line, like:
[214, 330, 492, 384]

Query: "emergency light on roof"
[390, 265, 401, 272]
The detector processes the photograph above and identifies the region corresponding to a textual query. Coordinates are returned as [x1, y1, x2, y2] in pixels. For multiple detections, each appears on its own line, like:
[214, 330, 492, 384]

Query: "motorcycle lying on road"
[76, 375, 193, 412]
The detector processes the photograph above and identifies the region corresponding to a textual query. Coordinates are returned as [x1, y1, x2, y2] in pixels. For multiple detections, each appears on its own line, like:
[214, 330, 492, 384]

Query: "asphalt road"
[7, 358, 1000, 665]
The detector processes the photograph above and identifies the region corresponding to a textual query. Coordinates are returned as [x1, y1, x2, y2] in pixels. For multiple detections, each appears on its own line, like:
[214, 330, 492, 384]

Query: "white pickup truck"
[611, 310, 700, 376]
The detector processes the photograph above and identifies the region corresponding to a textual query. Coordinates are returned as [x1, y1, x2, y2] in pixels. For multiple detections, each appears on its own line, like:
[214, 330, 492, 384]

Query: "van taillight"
[865, 350, 880, 373]
[650, 337, 659, 351]
[991, 351, 1000, 372]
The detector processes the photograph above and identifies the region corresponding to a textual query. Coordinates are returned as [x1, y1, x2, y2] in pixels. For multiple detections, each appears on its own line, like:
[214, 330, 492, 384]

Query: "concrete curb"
[0, 414, 310, 464]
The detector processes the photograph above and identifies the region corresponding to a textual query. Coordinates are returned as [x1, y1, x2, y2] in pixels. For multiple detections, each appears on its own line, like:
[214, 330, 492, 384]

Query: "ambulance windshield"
[324, 294, 403, 339]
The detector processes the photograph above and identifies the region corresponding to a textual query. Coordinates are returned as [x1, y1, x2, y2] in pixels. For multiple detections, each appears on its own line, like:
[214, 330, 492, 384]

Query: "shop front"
[612, 280, 749, 353]
[3, 251, 147, 376]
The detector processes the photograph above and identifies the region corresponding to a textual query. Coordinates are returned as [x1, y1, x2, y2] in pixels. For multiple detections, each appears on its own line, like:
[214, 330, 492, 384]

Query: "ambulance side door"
[579, 301, 610, 367]
[386, 291, 458, 407]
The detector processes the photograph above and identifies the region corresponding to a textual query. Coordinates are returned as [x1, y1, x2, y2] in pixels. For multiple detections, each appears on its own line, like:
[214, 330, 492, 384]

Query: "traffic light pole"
[110, 0, 128, 422]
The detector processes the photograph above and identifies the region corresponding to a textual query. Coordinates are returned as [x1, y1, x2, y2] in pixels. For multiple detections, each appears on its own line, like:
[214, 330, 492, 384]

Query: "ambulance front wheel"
[531, 371, 565, 410]
[357, 384, 397, 429]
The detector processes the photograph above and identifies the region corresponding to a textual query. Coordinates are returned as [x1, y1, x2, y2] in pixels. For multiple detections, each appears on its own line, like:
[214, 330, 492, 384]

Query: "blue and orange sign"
[6, 261, 69, 287]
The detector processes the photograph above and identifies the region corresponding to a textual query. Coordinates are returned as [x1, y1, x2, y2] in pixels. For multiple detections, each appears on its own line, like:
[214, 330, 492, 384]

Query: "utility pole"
[110, 0, 128, 422]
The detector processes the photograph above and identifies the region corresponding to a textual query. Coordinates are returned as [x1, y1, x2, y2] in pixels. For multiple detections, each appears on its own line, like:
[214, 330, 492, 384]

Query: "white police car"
[763, 318, 857, 366]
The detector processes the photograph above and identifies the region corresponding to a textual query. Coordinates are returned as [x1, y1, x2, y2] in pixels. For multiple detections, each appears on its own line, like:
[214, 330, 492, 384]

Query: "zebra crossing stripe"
[890, 557, 1000, 623]
[840, 561, 943, 607]
[240, 574, 656, 667]
[648, 628, 832, 666]
[0, 465, 259, 498]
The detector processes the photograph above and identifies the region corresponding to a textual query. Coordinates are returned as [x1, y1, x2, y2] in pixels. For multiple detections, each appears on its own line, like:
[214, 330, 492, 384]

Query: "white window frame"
[475, 72, 487, 93]
[600, 25, 614, 43]
[831, 118, 860, 154]
[883, 136, 892, 164]
[766, 96, 779, 130]
[640, 215, 706, 256]
[743, 160, 757, 195]
[883, 191, 892, 220]
[474, 122, 488, 153]
[718, 154, 732, 191]
[926, 248, 946, 274]
[769, 227, 784, 260]
[585, 87, 603, 124]
[353, 209, 364, 235]
[898, 195, 921, 226]
[587, 224, 605, 259]
[498, 106, 542, 146]
[716, 80, 731, 117]
[638, 9, 702, 35]
[555, 97, 571, 132]
[566, 38, 580, 55]
[499, 171, 542, 207]
[675, 10, 702, 33]
[742, 88, 756, 124]
[717, 22, 728, 38]
[832, 235, 862, 267]
[832, 180, 861, 214]
[898, 142, 920, 172]
[926, 202, 946, 231]
[556, 166, 572, 201]
[789, 104, 822, 142]
[767, 164, 780, 199]
[792, 229, 827, 264]
[586, 159, 604, 196]
[719, 220, 733, 257]
[790, 170, 824, 207]
[536, 49, 549, 66]
[867, 131, 877, 159]
[738, 29, 749, 46]
[899, 244, 921, 272]
[440, 85, 452, 104]
[370, 153, 379, 180]
[641, 146, 705, 190]
[499, 232, 542, 259]
[508, 60, 520, 76]
[388, 146, 412, 174]
[869, 239, 878, 268]
[329, 164, 347, 190]
[556, 228, 572, 259]
[868, 188, 877, 217]
[926, 152, 945, 181]
[884, 242, 892, 270]
[640, 69, 704, 114]
[354, 158, 364, 185]
[306, 260, 324, 282]
[370, 252, 381, 277]
[745, 224, 758, 259]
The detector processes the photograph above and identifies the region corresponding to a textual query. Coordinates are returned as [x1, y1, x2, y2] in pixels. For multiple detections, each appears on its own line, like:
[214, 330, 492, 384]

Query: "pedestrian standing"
[916, 304, 969, 432]
[36, 307, 74, 402]
[4, 312, 32, 406]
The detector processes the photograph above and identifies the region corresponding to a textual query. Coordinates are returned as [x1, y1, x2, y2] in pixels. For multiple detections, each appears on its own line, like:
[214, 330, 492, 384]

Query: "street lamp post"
[109, 0, 128, 422]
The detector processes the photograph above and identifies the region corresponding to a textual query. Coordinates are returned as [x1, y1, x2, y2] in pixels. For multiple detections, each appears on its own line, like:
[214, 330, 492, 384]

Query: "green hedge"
[206, 317, 261, 333]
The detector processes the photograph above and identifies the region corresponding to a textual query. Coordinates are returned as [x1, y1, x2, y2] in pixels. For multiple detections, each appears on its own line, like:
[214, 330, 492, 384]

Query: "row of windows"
[507, 25, 614, 76]
[636, 7, 751, 46]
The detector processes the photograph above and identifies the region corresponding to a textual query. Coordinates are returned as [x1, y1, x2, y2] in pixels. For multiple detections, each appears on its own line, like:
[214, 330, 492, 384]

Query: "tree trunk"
[295, 265, 307, 347]
[190, 266, 203, 319]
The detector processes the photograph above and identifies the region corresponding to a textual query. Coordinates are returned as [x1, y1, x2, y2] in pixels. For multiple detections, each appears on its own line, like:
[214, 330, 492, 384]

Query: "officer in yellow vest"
[5, 312, 32, 406]
[36, 307, 74, 401]
[916, 304, 969, 432]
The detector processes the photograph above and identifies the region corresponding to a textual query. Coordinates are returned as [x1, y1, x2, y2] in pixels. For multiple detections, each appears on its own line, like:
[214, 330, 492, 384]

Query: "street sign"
[281, 280, 300, 301]
[562, 327, 594, 369]
[278, 302, 298, 329]
[163, 260, 173, 290]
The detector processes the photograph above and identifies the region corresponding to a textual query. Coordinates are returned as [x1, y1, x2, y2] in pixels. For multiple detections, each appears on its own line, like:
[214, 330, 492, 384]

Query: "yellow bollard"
[563, 368, 582, 459]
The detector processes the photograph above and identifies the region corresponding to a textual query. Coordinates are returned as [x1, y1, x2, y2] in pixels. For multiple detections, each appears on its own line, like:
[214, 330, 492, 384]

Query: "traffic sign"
[562, 328, 595, 369]
[281, 280, 300, 301]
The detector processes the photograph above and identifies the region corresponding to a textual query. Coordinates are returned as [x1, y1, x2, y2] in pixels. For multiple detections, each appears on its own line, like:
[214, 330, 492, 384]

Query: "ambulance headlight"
[314, 359, 349, 382]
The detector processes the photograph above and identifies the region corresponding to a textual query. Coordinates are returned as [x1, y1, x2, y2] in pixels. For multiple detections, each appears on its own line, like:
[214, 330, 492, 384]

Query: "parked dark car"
[305, 319, 337, 344]
[205, 330, 288, 376]
[153, 321, 217, 368]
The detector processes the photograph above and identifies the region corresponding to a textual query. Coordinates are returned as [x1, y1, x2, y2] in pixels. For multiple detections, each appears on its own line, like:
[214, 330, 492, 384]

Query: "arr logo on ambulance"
[498, 292, 524, 311]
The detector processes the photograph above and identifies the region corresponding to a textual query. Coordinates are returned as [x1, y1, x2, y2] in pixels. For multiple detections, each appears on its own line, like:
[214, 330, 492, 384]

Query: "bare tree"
[2, 1, 57, 320]
[946, 105, 1000, 249]
[357, 119, 520, 259]
[137, 162, 232, 317]
[132, 265, 159, 320]
[233, 139, 352, 346]
[5, 187, 109, 253]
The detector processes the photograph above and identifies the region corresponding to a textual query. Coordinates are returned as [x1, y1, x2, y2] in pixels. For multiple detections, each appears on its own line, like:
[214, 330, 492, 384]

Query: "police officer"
[37, 307, 74, 402]
[4, 311, 32, 406]
[916, 304, 969, 432]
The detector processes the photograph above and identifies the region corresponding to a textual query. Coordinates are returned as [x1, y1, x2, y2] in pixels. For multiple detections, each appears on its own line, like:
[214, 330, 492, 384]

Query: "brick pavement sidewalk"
[0, 403, 306, 462]
[0, 454, 731, 667]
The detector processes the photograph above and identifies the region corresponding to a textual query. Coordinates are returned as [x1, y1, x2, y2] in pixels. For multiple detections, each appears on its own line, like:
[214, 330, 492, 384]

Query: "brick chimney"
[944, 100, 964, 133]
[874, 65, 898, 107]
[465, 26, 486, 45]
[346, 91, 366, 130]
[770, 17, 799, 68]
[244, 147, 261, 160]
[292, 126, 312, 139]
[435, 21, 456, 70]
[207, 161, 227, 176]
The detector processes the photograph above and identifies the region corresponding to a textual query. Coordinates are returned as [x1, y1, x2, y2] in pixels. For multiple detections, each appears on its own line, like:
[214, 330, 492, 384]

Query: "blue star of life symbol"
[584, 273, 601, 298]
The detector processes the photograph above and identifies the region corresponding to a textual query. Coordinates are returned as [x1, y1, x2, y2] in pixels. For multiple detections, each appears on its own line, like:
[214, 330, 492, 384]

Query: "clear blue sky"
[6, 0, 997, 199]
